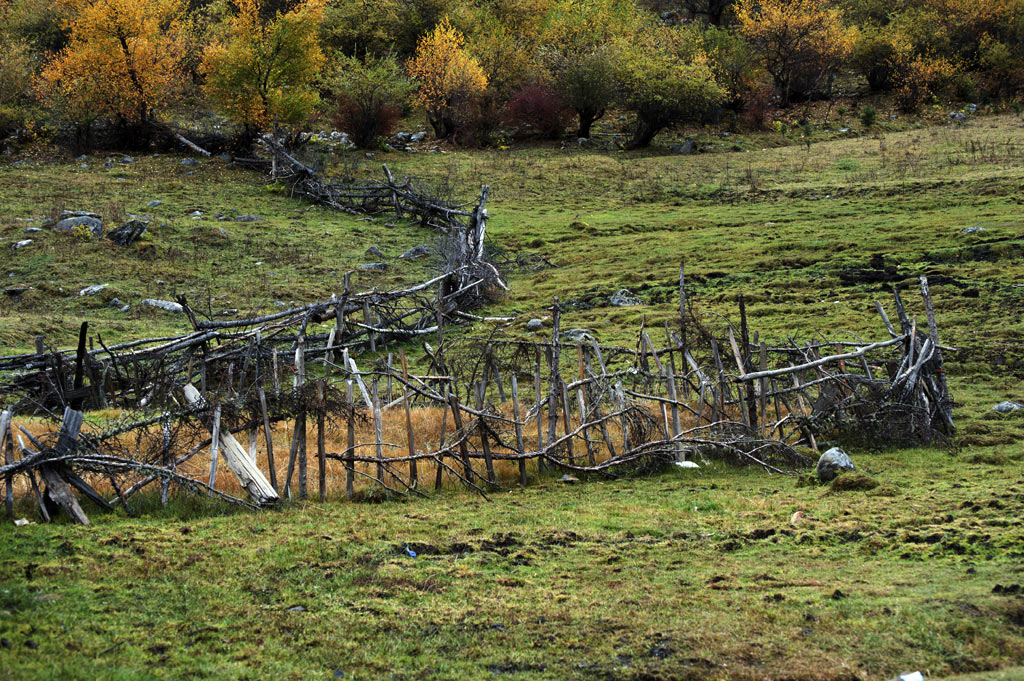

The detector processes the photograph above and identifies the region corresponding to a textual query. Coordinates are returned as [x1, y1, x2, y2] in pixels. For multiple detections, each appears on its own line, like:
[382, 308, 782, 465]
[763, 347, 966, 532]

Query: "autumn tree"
[202, 0, 326, 137]
[540, 0, 639, 139]
[615, 25, 726, 148]
[0, 2, 38, 136]
[36, 0, 185, 129]
[407, 17, 488, 140]
[735, 0, 855, 105]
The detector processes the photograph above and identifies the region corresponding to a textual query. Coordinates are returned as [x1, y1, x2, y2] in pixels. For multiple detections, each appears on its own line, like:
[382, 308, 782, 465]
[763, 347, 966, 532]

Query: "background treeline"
[1, 0, 1022, 151]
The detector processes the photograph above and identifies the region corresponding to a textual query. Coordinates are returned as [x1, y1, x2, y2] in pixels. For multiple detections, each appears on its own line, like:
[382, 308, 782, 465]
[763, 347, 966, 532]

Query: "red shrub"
[333, 95, 401, 149]
[504, 84, 571, 140]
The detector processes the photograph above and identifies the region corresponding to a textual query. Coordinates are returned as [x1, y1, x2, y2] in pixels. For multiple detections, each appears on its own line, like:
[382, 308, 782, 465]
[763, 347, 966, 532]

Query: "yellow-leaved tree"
[202, 0, 326, 138]
[37, 0, 185, 128]
[407, 17, 487, 140]
[735, 0, 855, 106]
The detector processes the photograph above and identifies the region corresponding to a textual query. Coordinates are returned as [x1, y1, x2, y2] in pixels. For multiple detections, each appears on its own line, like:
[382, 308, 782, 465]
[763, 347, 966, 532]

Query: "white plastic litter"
[899, 672, 924, 681]
[674, 461, 700, 469]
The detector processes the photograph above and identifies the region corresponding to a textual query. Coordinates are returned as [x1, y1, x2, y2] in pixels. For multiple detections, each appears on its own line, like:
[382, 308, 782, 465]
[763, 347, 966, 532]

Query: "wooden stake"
[345, 380, 355, 500]
[208, 405, 221, 492]
[511, 375, 527, 486]
[258, 387, 277, 491]
[318, 380, 326, 502]
[400, 349, 417, 486]
[475, 382, 497, 486]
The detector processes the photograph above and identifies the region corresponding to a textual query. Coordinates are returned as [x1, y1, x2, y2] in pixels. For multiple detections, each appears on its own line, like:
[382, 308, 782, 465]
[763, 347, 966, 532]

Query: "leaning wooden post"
[575, 344, 595, 465]
[664, 360, 683, 460]
[400, 349, 418, 486]
[0, 409, 13, 520]
[449, 392, 474, 486]
[560, 379, 575, 461]
[296, 336, 308, 500]
[208, 405, 222, 494]
[160, 411, 171, 507]
[317, 380, 327, 502]
[679, 259, 687, 349]
[546, 299, 562, 452]
[435, 386, 449, 491]
[372, 380, 384, 484]
[511, 375, 527, 486]
[533, 346, 547, 472]
[345, 380, 355, 500]
[363, 300, 376, 353]
[475, 382, 497, 486]
[258, 387, 277, 491]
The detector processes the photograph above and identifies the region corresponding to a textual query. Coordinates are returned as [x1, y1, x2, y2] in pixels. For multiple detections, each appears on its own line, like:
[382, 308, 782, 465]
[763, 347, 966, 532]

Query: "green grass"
[2, 448, 1023, 680]
[2, 113, 1024, 680]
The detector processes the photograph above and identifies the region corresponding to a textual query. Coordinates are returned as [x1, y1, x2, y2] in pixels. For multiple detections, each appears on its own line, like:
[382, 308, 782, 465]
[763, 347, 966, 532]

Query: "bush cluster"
[0, 0, 1021, 151]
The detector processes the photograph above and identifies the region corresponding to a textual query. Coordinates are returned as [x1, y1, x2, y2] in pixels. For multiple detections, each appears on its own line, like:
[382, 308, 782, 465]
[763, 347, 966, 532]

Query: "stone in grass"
[147, 200, 163, 208]
[109, 298, 130, 313]
[816, 446, 855, 482]
[399, 244, 431, 259]
[12, 240, 33, 249]
[561, 328, 594, 343]
[610, 289, 642, 307]
[829, 471, 879, 492]
[526, 318, 544, 331]
[52, 216, 103, 239]
[359, 262, 387, 272]
[180, 157, 200, 167]
[235, 214, 263, 222]
[365, 245, 385, 258]
[106, 220, 148, 247]
[961, 226, 985, 235]
[992, 401, 1023, 413]
[79, 284, 109, 297]
[557, 474, 579, 484]
[140, 299, 183, 314]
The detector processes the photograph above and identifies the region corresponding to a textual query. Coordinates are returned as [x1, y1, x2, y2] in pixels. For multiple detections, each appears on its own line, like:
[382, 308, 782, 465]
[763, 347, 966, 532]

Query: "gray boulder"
[992, 401, 1023, 413]
[359, 262, 388, 272]
[610, 289, 642, 307]
[52, 216, 103, 238]
[109, 298, 130, 313]
[23, 227, 41, 234]
[79, 284, 109, 297]
[235, 214, 263, 222]
[12, 240, 33, 250]
[107, 220, 148, 246]
[409, 131, 426, 143]
[961, 226, 985, 235]
[119, 156, 134, 164]
[526, 318, 544, 331]
[672, 141, 697, 155]
[140, 299, 183, 314]
[816, 447, 856, 482]
[396, 132, 411, 143]
[399, 244, 431, 259]
[146, 200, 163, 208]
[180, 157, 200, 167]
[365, 245, 385, 258]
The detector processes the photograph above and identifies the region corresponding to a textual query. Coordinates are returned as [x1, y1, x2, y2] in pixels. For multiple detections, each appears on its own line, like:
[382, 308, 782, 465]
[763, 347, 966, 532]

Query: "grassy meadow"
[1, 111, 1024, 680]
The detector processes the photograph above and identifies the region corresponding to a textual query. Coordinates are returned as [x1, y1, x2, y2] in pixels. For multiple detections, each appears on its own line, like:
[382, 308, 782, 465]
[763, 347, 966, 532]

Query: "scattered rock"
[235, 214, 263, 222]
[829, 471, 879, 492]
[365, 245, 385, 258]
[410, 131, 426, 143]
[992, 401, 1023, 413]
[561, 328, 593, 343]
[816, 446, 855, 482]
[838, 127, 851, 133]
[140, 299, 183, 314]
[396, 132, 411, 143]
[557, 474, 579, 484]
[399, 244, 431, 259]
[286, 605, 307, 613]
[219, 153, 233, 162]
[107, 220, 148, 247]
[672, 140, 697, 155]
[79, 284, 109, 296]
[23, 227, 41, 234]
[109, 298, 130, 313]
[961, 226, 985, 234]
[147, 200, 163, 208]
[526, 318, 544, 331]
[180, 157, 200, 167]
[359, 262, 388, 272]
[610, 288, 642, 307]
[12, 240, 32, 250]
[51, 216, 103, 238]
[119, 156, 134, 164]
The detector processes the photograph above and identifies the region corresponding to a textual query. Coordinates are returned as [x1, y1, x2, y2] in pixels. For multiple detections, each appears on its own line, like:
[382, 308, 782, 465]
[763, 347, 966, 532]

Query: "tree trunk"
[576, 108, 604, 140]
[628, 117, 661, 149]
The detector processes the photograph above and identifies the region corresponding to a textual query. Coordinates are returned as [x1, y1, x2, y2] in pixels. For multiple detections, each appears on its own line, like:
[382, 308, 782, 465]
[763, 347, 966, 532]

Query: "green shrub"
[860, 105, 877, 127]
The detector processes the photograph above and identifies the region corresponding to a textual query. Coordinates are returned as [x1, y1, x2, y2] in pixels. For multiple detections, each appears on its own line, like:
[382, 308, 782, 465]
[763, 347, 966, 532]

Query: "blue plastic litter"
[405, 545, 417, 558]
